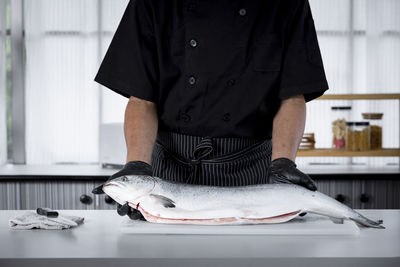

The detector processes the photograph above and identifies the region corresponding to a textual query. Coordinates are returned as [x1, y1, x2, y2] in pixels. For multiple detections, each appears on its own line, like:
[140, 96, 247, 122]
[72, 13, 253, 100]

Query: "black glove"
[92, 161, 152, 221]
[267, 157, 316, 217]
[267, 157, 317, 191]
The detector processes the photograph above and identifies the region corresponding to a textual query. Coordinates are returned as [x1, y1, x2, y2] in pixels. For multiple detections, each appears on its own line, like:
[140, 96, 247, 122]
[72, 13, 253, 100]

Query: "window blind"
[19, 0, 400, 166]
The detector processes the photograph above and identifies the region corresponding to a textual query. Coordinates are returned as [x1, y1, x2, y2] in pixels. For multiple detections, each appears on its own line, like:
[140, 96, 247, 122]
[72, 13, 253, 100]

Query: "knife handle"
[36, 207, 59, 218]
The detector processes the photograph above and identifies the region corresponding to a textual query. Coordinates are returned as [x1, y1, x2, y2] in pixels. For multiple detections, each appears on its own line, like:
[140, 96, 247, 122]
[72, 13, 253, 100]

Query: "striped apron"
[151, 131, 272, 187]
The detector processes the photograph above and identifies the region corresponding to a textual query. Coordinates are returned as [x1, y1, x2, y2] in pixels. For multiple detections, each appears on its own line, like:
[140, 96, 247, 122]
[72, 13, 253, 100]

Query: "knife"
[36, 207, 59, 218]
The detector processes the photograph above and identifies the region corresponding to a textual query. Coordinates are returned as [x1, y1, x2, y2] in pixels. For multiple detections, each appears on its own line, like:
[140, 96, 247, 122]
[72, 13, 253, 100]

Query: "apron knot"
[185, 137, 213, 184]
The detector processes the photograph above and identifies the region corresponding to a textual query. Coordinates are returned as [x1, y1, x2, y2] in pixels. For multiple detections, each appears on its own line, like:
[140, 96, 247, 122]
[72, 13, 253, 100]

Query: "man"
[92, 0, 329, 220]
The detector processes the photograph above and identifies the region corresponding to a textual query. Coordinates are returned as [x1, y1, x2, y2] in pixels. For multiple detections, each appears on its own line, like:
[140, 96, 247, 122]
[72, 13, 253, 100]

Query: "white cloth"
[9, 211, 84, 230]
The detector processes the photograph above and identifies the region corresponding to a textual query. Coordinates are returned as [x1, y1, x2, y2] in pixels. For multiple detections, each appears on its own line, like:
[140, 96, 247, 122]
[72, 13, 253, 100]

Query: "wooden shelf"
[309, 94, 400, 158]
[317, 94, 400, 100]
[296, 148, 400, 157]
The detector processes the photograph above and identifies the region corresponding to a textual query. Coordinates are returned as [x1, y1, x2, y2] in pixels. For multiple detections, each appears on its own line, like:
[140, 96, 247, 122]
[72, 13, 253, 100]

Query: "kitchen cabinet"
[0, 180, 116, 210]
[315, 178, 400, 209]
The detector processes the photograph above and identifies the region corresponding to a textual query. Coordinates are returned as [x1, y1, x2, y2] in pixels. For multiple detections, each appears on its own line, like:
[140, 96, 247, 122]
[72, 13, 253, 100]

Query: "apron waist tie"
[155, 135, 269, 185]
[186, 137, 213, 184]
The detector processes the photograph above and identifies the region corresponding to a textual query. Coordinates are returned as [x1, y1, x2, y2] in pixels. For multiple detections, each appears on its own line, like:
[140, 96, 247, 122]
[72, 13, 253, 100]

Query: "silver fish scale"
[103, 175, 385, 228]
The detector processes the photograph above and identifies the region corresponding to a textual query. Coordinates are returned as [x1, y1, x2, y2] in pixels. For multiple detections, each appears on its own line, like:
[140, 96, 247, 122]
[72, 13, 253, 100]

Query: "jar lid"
[331, 106, 352, 110]
[362, 113, 383, 120]
[355, 122, 370, 126]
[346, 121, 355, 126]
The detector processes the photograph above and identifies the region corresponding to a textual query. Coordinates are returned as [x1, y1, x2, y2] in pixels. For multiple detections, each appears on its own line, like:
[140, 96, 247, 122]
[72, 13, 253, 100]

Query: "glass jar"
[354, 122, 370, 151]
[331, 106, 352, 149]
[346, 122, 370, 151]
[345, 122, 355, 151]
[362, 113, 383, 150]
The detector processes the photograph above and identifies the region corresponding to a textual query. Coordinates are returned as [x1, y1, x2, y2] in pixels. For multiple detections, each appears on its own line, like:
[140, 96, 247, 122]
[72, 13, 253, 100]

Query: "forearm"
[124, 96, 158, 164]
[271, 94, 306, 162]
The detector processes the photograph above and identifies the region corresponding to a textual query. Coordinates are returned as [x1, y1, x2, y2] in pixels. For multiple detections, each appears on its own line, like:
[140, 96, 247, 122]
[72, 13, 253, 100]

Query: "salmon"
[102, 175, 385, 228]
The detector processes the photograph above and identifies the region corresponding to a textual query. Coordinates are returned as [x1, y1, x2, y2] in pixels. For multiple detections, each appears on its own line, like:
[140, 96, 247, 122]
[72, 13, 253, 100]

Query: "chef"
[92, 0, 329, 220]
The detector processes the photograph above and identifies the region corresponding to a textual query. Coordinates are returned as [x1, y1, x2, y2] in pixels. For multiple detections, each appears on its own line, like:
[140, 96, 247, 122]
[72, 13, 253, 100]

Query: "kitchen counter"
[0, 164, 116, 178]
[0, 210, 399, 267]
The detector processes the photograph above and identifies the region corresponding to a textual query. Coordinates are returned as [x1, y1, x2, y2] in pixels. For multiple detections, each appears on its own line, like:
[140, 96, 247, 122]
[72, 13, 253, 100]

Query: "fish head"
[102, 175, 155, 205]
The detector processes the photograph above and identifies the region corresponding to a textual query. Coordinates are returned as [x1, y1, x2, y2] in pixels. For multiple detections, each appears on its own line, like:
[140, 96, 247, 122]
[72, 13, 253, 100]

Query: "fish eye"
[121, 176, 128, 182]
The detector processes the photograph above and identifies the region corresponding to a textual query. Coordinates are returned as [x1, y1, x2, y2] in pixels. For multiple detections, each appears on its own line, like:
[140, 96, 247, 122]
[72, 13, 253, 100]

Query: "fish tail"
[349, 211, 385, 229]
[307, 209, 385, 229]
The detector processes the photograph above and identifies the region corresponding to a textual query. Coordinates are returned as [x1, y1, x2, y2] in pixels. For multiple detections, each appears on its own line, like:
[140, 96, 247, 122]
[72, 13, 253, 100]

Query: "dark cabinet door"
[0, 181, 116, 210]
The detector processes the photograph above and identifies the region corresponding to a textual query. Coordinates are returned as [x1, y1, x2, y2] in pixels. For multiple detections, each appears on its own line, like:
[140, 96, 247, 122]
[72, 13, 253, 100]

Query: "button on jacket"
[94, 0, 329, 139]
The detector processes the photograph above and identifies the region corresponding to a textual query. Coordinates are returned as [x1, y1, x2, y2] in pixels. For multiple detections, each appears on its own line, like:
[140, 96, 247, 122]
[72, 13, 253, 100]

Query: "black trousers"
[151, 131, 272, 186]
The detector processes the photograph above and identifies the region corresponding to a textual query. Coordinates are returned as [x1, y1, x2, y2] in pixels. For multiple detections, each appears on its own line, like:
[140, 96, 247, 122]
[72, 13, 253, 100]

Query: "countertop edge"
[0, 164, 399, 180]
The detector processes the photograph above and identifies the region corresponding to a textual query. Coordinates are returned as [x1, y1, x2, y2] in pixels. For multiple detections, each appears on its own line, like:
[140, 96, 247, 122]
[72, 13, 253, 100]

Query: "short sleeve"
[278, 0, 329, 102]
[94, 0, 158, 103]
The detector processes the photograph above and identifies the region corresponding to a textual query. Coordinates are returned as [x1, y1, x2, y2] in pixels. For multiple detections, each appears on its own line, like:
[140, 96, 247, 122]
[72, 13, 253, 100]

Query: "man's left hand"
[267, 157, 317, 191]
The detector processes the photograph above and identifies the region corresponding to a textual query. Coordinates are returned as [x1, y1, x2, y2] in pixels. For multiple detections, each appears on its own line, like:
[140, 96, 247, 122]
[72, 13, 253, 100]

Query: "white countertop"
[0, 164, 116, 177]
[0, 163, 399, 177]
[0, 210, 399, 266]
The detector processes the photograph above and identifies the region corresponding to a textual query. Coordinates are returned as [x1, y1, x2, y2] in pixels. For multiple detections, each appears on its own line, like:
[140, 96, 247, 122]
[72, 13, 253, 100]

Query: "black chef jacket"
[94, 0, 329, 139]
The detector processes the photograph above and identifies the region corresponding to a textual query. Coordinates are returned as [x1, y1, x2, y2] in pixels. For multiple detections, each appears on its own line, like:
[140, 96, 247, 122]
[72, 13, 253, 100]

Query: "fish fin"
[149, 194, 176, 208]
[329, 217, 344, 224]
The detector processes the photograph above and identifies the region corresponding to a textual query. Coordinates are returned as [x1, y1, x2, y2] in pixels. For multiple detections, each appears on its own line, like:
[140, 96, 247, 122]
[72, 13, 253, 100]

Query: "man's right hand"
[92, 161, 152, 221]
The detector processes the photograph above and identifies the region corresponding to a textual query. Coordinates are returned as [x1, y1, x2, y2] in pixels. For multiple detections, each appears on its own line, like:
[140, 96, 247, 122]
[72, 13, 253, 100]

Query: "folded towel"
[9, 211, 84, 230]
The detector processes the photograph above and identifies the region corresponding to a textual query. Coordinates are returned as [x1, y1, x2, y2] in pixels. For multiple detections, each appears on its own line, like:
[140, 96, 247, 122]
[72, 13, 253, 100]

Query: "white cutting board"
[120, 214, 360, 236]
